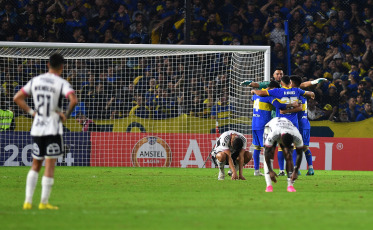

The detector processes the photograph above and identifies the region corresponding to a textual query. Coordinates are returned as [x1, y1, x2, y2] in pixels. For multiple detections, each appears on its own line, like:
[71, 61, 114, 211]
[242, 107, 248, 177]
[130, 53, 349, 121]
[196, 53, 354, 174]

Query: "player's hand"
[239, 174, 246, 180]
[311, 78, 326, 85]
[269, 171, 278, 183]
[231, 172, 238, 180]
[291, 101, 300, 108]
[310, 92, 315, 99]
[291, 171, 298, 181]
[240, 80, 252, 86]
[58, 112, 67, 122]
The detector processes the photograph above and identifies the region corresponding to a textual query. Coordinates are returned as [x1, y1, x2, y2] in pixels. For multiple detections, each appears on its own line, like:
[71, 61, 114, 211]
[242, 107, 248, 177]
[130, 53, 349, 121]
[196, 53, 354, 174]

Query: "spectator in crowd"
[129, 96, 151, 119]
[211, 94, 235, 120]
[345, 97, 359, 122]
[355, 102, 373, 121]
[2, 0, 373, 124]
[307, 98, 327, 121]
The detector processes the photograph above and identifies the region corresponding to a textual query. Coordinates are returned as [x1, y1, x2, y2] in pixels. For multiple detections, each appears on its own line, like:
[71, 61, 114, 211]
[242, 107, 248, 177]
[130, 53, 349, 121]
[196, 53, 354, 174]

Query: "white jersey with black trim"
[214, 130, 247, 153]
[264, 117, 303, 148]
[22, 73, 75, 136]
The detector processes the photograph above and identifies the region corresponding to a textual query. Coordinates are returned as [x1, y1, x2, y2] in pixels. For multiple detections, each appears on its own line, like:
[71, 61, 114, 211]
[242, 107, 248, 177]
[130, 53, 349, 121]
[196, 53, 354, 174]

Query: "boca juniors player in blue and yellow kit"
[251, 80, 302, 176]
[251, 76, 315, 175]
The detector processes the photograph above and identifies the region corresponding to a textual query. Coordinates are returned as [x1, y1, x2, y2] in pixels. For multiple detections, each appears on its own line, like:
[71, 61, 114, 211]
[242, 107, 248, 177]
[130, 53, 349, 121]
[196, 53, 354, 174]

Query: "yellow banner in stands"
[14, 115, 373, 137]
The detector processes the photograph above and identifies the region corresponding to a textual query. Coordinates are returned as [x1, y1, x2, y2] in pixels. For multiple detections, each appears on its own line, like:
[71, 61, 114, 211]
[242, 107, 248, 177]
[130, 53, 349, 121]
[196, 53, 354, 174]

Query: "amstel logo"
[131, 136, 172, 167]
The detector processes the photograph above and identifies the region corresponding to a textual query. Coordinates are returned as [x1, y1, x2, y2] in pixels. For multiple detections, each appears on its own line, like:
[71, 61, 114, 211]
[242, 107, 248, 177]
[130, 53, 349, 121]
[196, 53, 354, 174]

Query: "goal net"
[0, 42, 270, 168]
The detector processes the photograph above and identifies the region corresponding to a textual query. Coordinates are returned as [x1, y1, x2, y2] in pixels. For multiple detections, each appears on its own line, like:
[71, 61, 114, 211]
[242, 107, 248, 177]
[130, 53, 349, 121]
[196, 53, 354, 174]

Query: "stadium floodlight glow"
[0, 42, 269, 168]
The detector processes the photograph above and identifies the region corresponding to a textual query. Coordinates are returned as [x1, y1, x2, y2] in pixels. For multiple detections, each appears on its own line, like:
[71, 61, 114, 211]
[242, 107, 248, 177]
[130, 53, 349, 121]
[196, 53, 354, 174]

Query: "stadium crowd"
[1, 0, 373, 123]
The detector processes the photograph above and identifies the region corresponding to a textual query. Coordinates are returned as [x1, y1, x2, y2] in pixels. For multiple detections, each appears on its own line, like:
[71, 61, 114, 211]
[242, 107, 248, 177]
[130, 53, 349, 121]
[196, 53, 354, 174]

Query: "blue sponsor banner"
[0, 132, 91, 166]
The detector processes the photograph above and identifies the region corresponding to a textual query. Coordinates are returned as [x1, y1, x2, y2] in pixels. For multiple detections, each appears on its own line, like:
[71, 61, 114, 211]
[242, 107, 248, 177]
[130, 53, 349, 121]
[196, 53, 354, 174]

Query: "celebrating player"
[251, 75, 314, 175]
[14, 53, 78, 210]
[251, 80, 301, 176]
[241, 67, 326, 89]
[262, 117, 304, 192]
[289, 75, 315, 175]
[211, 130, 252, 180]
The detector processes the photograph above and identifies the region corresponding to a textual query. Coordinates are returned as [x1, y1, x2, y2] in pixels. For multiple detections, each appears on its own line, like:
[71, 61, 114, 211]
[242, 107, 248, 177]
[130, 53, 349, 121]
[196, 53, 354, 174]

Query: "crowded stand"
[1, 0, 373, 123]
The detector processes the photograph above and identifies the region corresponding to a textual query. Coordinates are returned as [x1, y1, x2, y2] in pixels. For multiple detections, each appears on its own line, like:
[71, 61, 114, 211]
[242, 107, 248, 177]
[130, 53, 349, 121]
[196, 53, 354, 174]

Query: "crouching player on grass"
[211, 131, 252, 180]
[263, 117, 303, 192]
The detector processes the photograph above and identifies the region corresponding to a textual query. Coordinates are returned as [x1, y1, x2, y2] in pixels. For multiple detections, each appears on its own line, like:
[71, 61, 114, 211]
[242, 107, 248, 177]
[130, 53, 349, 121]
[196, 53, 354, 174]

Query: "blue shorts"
[300, 129, 310, 146]
[252, 129, 264, 147]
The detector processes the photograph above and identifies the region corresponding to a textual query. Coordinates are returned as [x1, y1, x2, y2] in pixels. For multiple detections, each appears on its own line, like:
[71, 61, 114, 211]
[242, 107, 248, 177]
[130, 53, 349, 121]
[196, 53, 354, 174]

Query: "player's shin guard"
[263, 159, 273, 187]
[41, 176, 54, 204]
[277, 150, 284, 171]
[25, 170, 39, 204]
[253, 148, 261, 170]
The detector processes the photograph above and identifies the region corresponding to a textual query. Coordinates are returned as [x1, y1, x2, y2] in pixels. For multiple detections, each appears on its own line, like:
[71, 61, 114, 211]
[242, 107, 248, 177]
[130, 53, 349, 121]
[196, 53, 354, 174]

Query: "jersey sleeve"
[258, 81, 270, 89]
[297, 88, 306, 96]
[21, 79, 33, 96]
[62, 81, 75, 98]
[267, 88, 281, 98]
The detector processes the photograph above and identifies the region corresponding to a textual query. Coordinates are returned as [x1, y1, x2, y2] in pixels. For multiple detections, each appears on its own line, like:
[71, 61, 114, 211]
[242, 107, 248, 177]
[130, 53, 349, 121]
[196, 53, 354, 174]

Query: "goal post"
[0, 42, 270, 168]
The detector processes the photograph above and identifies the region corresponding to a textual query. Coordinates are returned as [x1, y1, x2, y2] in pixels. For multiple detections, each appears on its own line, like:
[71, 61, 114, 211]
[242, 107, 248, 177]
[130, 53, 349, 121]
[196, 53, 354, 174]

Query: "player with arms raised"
[14, 53, 78, 210]
[211, 130, 252, 180]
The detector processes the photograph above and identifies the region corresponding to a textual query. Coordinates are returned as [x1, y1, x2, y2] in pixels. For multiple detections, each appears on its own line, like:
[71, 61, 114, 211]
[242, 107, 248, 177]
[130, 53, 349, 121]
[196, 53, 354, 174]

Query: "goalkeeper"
[210, 131, 252, 180]
[240, 67, 326, 89]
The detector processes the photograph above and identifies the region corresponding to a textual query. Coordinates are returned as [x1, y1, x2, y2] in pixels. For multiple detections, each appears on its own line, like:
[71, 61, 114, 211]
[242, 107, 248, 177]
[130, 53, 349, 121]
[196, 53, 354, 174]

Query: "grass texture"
[0, 167, 372, 230]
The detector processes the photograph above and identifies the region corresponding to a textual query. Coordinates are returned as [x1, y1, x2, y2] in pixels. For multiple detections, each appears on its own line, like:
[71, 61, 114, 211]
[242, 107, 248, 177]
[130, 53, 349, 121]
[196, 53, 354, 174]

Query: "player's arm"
[291, 147, 304, 181]
[279, 101, 303, 114]
[251, 89, 269, 97]
[238, 149, 245, 180]
[225, 150, 238, 180]
[59, 92, 78, 122]
[241, 80, 270, 89]
[303, 91, 315, 99]
[299, 78, 327, 89]
[13, 89, 36, 117]
[264, 145, 277, 183]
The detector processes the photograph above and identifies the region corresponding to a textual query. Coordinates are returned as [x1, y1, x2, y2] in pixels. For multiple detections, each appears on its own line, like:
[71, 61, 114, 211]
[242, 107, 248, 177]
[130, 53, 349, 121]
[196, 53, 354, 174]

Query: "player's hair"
[49, 53, 64, 69]
[290, 75, 302, 87]
[232, 136, 244, 152]
[281, 75, 291, 85]
[281, 133, 294, 147]
[268, 80, 281, 89]
[275, 66, 283, 71]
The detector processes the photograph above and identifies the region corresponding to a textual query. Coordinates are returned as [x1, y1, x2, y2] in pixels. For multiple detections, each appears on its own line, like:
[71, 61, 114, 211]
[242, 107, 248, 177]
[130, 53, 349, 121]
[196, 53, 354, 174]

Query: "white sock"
[41, 176, 54, 204]
[263, 159, 273, 187]
[287, 178, 294, 187]
[309, 165, 313, 169]
[25, 170, 39, 204]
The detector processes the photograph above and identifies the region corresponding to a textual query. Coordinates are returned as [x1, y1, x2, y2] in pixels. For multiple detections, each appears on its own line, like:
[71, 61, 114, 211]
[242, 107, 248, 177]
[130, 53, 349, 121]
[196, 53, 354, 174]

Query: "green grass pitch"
[0, 167, 372, 230]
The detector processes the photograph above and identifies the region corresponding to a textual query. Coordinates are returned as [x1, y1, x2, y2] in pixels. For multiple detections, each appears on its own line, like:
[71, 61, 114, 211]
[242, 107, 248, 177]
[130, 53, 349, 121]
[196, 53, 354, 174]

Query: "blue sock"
[305, 149, 313, 166]
[253, 149, 261, 170]
[278, 150, 284, 171]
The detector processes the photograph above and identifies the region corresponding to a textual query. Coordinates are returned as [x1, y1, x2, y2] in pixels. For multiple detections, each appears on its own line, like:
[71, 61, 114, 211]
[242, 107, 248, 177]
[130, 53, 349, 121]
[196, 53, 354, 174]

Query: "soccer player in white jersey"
[262, 117, 304, 192]
[14, 53, 78, 210]
[211, 130, 252, 180]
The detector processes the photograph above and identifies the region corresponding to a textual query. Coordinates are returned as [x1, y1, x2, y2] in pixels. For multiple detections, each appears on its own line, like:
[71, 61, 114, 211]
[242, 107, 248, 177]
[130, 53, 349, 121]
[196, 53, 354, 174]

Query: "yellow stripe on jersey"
[272, 98, 287, 104]
[302, 103, 306, 112]
[258, 101, 273, 111]
[262, 89, 270, 96]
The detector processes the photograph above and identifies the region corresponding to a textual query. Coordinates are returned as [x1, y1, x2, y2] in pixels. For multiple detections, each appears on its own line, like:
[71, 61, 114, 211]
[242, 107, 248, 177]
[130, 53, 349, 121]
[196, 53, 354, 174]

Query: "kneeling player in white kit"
[211, 131, 252, 180]
[263, 117, 304, 192]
